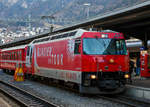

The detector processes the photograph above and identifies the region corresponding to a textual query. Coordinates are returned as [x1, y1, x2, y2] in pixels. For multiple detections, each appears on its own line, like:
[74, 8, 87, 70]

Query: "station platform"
[125, 76, 150, 101]
[131, 76, 150, 88]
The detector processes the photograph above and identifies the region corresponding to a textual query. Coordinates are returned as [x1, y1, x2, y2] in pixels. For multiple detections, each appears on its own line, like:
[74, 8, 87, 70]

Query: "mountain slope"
[0, 0, 148, 26]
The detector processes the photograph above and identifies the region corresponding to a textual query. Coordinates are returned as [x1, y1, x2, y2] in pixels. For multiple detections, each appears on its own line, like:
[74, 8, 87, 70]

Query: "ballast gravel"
[0, 70, 127, 107]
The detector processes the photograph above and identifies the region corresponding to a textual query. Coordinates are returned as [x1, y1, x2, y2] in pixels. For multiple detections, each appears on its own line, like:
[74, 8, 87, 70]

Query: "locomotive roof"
[31, 29, 122, 45]
[32, 29, 86, 44]
[1, 45, 26, 52]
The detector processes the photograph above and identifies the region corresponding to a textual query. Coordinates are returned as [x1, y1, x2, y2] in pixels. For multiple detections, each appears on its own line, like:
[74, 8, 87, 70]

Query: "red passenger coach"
[0, 45, 26, 73]
[25, 29, 129, 94]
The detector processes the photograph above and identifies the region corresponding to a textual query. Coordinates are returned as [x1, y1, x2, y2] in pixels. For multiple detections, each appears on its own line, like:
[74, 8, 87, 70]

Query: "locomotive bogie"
[79, 71, 128, 94]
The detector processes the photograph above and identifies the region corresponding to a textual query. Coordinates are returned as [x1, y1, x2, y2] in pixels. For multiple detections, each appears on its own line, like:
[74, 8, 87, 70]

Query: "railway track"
[28, 76, 150, 107]
[1, 71, 149, 107]
[0, 80, 59, 107]
[98, 94, 150, 107]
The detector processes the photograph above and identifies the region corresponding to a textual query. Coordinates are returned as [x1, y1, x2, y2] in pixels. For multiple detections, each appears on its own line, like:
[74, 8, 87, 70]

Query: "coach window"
[8, 53, 9, 60]
[12, 52, 15, 60]
[11, 52, 13, 60]
[3, 53, 4, 59]
[5, 53, 6, 60]
[6, 53, 8, 60]
[7, 53, 9, 60]
[2, 54, 3, 59]
[74, 39, 81, 54]
[9, 53, 10, 60]
[14, 52, 16, 60]
[15, 52, 17, 60]
[18, 51, 19, 60]
[18, 51, 20, 60]
[13, 52, 15, 60]
[16, 51, 18, 60]
[6, 53, 7, 60]
[17, 51, 19, 60]
[9, 52, 11, 60]
[11, 52, 12, 60]
[6, 54, 7, 59]
[7, 52, 9, 60]
[20, 51, 22, 60]
[5, 53, 7, 60]
[12, 52, 14, 60]
[4, 53, 5, 59]
[6, 53, 7, 59]
[5, 53, 6, 59]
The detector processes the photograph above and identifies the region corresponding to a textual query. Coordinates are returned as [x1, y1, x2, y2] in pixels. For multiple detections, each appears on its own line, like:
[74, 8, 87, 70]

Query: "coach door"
[26, 45, 33, 67]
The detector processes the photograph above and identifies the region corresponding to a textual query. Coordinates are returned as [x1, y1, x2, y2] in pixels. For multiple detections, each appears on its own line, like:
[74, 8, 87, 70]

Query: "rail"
[0, 80, 59, 107]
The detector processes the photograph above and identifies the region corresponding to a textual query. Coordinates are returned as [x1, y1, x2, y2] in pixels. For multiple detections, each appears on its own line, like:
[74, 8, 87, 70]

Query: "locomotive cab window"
[74, 39, 81, 54]
[83, 38, 127, 55]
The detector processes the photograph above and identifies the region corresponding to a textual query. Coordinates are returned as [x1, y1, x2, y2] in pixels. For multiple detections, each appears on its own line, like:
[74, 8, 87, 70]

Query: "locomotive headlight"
[141, 68, 144, 71]
[90, 75, 96, 79]
[101, 34, 108, 38]
[109, 59, 114, 63]
[141, 61, 145, 65]
[124, 74, 130, 79]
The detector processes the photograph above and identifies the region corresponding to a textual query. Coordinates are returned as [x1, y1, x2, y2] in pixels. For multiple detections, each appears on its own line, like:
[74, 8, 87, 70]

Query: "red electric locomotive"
[0, 45, 26, 74]
[25, 29, 129, 94]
